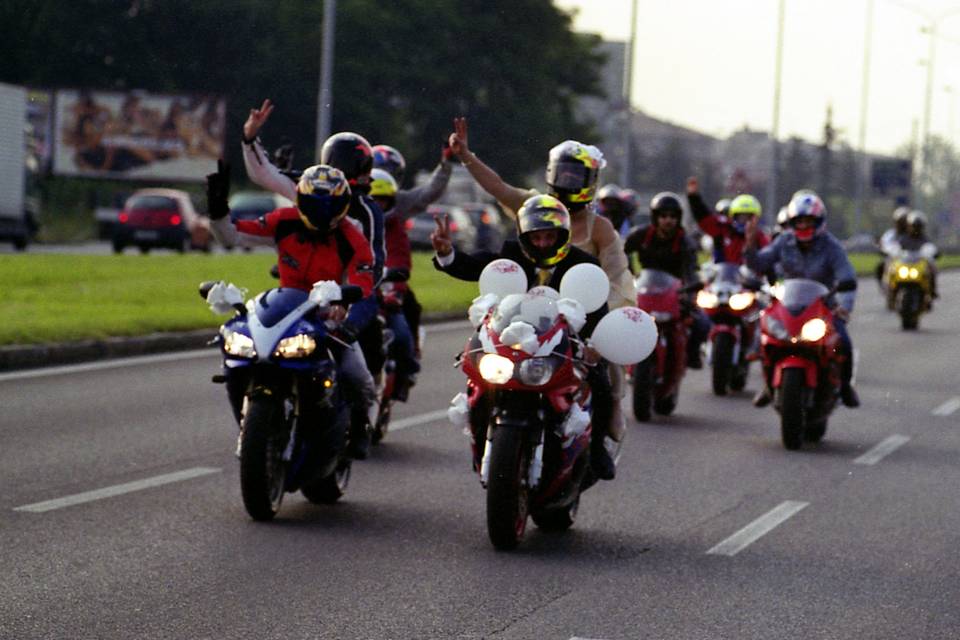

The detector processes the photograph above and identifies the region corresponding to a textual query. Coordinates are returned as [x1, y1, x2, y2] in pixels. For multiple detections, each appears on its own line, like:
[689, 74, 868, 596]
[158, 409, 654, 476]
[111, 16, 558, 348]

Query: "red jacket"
[236, 207, 374, 295]
[688, 192, 769, 264]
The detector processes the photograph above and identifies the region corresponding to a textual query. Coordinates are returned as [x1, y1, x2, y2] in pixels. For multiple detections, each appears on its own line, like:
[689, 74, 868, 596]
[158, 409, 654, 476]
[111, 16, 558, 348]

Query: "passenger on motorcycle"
[623, 192, 710, 369]
[745, 190, 861, 408]
[687, 176, 769, 264]
[206, 162, 381, 458]
[877, 206, 911, 284]
[597, 183, 631, 238]
[431, 194, 618, 481]
[899, 210, 939, 300]
[372, 143, 455, 361]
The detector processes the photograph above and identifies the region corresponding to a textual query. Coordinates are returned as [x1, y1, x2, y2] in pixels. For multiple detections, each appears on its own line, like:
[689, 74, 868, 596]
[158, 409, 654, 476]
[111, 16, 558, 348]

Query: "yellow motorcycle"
[885, 247, 935, 330]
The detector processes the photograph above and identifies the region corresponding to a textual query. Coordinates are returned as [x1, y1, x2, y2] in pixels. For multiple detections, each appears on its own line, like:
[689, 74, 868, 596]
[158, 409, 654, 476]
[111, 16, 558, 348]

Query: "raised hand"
[205, 159, 231, 220]
[243, 99, 274, 141]
[430, 214, 453, 257]
[448, 116, 470, 159]
[686, 176, 699, 195]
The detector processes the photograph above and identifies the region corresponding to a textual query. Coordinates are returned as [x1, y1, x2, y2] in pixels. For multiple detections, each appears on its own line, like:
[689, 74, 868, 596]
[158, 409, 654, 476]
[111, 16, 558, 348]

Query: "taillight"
[170, 214, 182, 225]
[118, 212, 129, 224]
[405, 219, 414, 230]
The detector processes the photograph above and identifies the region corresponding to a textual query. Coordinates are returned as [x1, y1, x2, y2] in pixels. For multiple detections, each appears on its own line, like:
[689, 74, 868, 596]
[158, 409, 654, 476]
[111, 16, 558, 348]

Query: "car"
[407, 204, 477, 252]
[459, 202, 508, 251]
[113, 188, 211, 254]
[228, 190, 293, 222]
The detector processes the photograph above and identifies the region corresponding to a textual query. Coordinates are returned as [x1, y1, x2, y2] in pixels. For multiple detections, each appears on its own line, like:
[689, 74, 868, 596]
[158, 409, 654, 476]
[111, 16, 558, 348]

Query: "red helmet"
[786, 190, 826, 241]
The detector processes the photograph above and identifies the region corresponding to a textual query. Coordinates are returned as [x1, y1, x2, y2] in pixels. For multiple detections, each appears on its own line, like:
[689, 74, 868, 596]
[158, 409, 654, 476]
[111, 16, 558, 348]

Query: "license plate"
[134, 230, 159, 240]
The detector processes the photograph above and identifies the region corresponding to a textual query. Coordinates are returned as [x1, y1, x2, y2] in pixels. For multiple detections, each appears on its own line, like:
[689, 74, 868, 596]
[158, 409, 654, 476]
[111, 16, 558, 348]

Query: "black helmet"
[516, 195, 572, 268]
[372, 144, 406, 184]
[545, 140, 605, 210]
[320, 132, 373, 193]
[650, 191, 684, 223]
[295, 164, 352, 233]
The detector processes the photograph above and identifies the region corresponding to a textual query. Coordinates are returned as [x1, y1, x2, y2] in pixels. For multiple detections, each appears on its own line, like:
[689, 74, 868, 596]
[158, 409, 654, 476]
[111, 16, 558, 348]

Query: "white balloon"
[527, 285, 560, 299]
[559, 263, 609, 312]
[479, 259, 528, 298]
[590, 307, 658, 365]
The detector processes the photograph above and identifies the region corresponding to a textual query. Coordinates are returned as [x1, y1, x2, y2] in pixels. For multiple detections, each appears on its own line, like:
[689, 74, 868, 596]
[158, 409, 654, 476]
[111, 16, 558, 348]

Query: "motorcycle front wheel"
[239, 397, 289, 521]
[486, 426, 530, 551]
[899, 286, 921, 330]
[632, 358, 653, 422]
[711, 332, 736, 396]
[779, 369, 806, 451]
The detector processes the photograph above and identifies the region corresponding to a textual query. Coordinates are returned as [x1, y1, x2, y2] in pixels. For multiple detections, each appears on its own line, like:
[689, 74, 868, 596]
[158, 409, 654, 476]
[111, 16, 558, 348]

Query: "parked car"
[228, 190, 293, 222]
[113, 189, 211, 254]
[459, 202, 508, 251]
[407, 204, 477, 251]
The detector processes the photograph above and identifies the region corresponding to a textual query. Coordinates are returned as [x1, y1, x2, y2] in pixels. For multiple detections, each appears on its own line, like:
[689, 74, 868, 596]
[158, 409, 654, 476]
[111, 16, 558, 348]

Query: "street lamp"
[766, 0, 786, 220]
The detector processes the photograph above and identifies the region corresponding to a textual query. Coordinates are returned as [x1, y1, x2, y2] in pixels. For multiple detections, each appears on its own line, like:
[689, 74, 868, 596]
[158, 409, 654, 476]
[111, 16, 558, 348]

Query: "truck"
[0, 82, 32, 250]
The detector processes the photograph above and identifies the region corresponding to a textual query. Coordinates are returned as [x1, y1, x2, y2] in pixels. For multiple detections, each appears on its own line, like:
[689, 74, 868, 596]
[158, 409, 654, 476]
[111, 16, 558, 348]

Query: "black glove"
[205, 159, 231, 220]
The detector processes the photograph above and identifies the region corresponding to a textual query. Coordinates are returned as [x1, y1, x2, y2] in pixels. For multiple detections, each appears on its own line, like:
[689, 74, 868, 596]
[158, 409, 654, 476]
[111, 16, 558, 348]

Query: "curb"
[0, 311, 466, 373]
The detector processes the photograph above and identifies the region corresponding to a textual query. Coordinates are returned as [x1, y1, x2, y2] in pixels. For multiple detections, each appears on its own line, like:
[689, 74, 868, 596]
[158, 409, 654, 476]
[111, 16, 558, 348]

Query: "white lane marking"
[853, 434, 911, 465]
[13, 467, 221, 513]
[388, 409, 450, 432]
[0, 348, 217, 383]
[706, 500, 809, 557]
[932, 397, 960, 417]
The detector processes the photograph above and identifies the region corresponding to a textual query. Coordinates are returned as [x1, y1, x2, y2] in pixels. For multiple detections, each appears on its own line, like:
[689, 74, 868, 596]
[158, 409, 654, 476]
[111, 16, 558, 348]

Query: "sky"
[554, 0, 960, 156]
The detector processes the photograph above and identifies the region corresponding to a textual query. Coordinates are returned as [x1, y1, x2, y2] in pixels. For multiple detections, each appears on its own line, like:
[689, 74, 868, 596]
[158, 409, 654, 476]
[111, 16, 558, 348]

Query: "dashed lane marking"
[932, 397, 960, 417]
[706, 500, 809, 557]
[853, 434, 911, 465]
[388, 409, 450, 432]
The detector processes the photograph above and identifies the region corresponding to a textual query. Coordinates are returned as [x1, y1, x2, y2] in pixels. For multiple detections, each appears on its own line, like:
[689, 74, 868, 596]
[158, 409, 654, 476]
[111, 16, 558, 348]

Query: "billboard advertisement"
[53, 89, 225, 182]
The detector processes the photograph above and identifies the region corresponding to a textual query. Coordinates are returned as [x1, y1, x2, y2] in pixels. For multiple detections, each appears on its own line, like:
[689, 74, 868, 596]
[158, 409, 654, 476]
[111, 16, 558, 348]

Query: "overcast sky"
[555, 0, 960, 155]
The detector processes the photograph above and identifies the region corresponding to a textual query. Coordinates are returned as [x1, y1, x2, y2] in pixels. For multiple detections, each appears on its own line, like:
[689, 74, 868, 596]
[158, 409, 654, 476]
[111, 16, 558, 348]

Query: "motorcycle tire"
[632, 359, 653, 422]
[372, 401, 391, 445]
[730, 362, 748, 392]
[239, 397, 288, 521]
[900, 287, 921, 330]
[301, 460, 351, 505]
[779, 369, 806, 451]
[532, 495, 579, 532]
[486, 426, 530, 551]
[711, 332, 736, 396]
[805, 418, 827, 443]
[654, 393, 677, 416]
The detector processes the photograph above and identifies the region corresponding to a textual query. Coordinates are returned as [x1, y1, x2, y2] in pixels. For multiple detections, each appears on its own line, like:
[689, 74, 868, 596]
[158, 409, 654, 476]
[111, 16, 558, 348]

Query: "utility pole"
[766, 0, 785, 222]
[620, 0, 638, 187]
[315, 0, 336, 162]
[853, 0, 874, 235]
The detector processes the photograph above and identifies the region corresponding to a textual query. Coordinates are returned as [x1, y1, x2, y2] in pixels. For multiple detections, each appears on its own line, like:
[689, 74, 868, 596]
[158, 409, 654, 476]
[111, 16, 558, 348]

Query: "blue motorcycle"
[200, 280, 363, 521]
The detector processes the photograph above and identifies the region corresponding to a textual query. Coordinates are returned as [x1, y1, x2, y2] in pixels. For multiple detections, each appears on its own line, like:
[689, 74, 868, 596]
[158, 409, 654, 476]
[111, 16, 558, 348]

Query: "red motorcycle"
[758, 278, 848, 450]
[696, 262, 763, 396]
[454, 291, 598, 550]
[631, 269, 690, 421]
[372, 269, 419, 445]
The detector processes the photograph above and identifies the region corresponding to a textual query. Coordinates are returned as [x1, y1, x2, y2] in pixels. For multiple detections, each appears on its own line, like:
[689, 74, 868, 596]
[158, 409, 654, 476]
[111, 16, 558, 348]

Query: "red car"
[113, 188, 211, 254]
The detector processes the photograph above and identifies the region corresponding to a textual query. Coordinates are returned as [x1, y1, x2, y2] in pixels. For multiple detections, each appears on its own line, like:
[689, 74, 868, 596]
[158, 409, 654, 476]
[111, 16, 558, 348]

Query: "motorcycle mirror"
[835, 279, 857, 293]
[269, 264, 280, 280]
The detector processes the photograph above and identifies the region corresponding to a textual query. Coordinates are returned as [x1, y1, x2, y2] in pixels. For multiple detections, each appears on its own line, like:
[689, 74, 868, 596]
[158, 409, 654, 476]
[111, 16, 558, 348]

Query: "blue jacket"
[745, 230, 857, 313]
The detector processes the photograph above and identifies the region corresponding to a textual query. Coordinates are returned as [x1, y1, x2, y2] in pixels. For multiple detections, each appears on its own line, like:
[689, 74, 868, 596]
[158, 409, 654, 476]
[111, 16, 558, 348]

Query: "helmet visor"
[546, 161, 595, 191]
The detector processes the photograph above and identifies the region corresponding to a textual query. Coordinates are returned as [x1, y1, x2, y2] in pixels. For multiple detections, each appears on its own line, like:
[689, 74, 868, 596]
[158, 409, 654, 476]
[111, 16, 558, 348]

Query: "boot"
[841, 384, 860, 408]
[590, 438, 616, 481]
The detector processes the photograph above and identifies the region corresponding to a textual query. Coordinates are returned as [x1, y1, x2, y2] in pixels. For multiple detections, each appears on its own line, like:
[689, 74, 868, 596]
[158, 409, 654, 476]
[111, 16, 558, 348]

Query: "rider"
[623, 192, 710, 369]
[597, 183, 631, 238]
[745, 190, 861, 409]
[686, 177, 769, 264]
[206, 162, 380, 459]
[899, 210, 939, 301]
[877, 206, 911, 284]
[369, 168, 422, 401]
[372, 142, 455, 358]
[430, 194, 618, 481]
[447, 117, 634, 440]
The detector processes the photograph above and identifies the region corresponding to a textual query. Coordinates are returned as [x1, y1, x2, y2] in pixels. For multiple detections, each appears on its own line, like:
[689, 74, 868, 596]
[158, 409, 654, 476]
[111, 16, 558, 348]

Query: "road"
[1, 274, 958, 639]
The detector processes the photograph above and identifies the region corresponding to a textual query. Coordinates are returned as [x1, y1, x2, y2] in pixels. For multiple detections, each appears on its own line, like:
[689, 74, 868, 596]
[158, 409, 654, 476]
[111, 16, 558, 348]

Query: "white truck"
[0, 82, 31, 250]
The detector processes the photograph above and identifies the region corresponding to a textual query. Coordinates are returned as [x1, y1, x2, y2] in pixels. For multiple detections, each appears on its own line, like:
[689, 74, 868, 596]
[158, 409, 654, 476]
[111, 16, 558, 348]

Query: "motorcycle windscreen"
[776, 279, 830, 315]
[635, 268, 680, 294]
[254, 288, 311, 328]
[490, 293, 560, 335]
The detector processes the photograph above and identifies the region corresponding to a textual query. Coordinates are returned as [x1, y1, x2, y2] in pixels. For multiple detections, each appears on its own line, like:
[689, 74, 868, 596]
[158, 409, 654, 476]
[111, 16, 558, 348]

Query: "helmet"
[545, 140, 606, 209]
[715, 198, 732, 216]
[785, 190, 826, 242]
[728, 194, 761, 233]
[516, 194, 572, 268]
[907, 209, 927, 231]
[369, 168, 398, 199]
[776, 206, 789, 227]
[649, 191, 684, 224]
[372, 144, 406, 183]
[893, 206, 911, 223]
[619, 188, 639, 214]
[320, 132, 373, 192]
[597, 183, 622, 202]
[295, 164, 352, 233]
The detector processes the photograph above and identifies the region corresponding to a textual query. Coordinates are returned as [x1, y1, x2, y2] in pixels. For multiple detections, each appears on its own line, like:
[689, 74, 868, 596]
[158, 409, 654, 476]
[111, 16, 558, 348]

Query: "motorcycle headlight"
[222, 328, 256, 358]
[728, 292, 755, 311]
[800, 318, 827, 342]
[273, 334, 317, 358]
[479, 353, 514, 384]
[518, 357, 556, 386]
[764, 316, 790, 341]
[908, 267, 920, 279]
[697, 290, 719, 309]
[897, 265, 910, 279]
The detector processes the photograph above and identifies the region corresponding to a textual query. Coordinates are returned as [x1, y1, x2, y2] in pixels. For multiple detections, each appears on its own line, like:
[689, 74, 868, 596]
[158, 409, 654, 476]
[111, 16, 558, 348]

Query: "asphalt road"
[1, 274, 958, 639]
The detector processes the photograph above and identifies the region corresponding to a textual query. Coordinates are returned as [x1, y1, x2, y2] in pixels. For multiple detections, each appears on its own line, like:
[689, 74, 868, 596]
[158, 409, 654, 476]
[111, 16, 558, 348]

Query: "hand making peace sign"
[431, 214, 453, 257]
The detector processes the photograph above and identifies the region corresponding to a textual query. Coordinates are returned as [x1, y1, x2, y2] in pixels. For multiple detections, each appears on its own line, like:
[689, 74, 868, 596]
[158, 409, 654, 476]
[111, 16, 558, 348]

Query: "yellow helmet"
[369, 168, 398, 199]
[296, 164, 351, 232]
[728, 194, 762, 217]
[516, 195, 571, 268]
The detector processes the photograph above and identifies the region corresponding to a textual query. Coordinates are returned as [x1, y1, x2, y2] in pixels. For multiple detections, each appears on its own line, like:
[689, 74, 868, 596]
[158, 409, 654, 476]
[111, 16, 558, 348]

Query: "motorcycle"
[758, 279, 853, 450]
[448, 261, 655, 550]
[201, 279, 363, 521]
[631, 269, 691, 421]
[696, 262, 763, 396]
[885, 245, 936, 330]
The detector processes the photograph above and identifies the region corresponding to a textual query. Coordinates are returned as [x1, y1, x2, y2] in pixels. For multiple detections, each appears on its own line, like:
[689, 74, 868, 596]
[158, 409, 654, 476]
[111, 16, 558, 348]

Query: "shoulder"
[591, 213, 618, 246]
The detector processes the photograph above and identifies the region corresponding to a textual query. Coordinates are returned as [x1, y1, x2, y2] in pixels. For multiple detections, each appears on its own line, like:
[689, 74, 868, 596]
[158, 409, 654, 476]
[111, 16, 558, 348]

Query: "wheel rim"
[266, 436, 286, 510]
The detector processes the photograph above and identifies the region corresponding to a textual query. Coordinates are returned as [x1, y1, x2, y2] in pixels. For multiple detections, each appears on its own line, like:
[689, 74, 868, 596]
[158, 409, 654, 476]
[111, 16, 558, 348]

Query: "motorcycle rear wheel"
[779, 369, 806, 451]
[532, 495, 579, 532]
[653, 393, 677, 416]
[632, 359, 653, 422]
[486, 426, 530, 551]
[239, 397, 288, 521]
[711, 332, 735, 396]
[301, 460, 351, 504]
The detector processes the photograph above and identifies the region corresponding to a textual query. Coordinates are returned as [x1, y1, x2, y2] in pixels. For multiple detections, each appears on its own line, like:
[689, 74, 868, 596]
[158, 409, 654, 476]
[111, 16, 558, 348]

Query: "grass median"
[2, 250, 957, 346]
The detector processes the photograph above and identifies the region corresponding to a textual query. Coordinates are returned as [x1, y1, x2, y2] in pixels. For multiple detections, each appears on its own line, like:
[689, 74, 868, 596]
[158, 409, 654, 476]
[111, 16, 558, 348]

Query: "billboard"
[53, 89, 225, 182]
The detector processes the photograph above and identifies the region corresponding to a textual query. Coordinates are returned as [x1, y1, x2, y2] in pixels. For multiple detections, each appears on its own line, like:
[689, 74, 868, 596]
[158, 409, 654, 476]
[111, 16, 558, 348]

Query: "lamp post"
[766, 0, 786, 221]
[852, 0, 874, 235]
[315, 0, 336, 162]
[620, 0, 638, 187]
